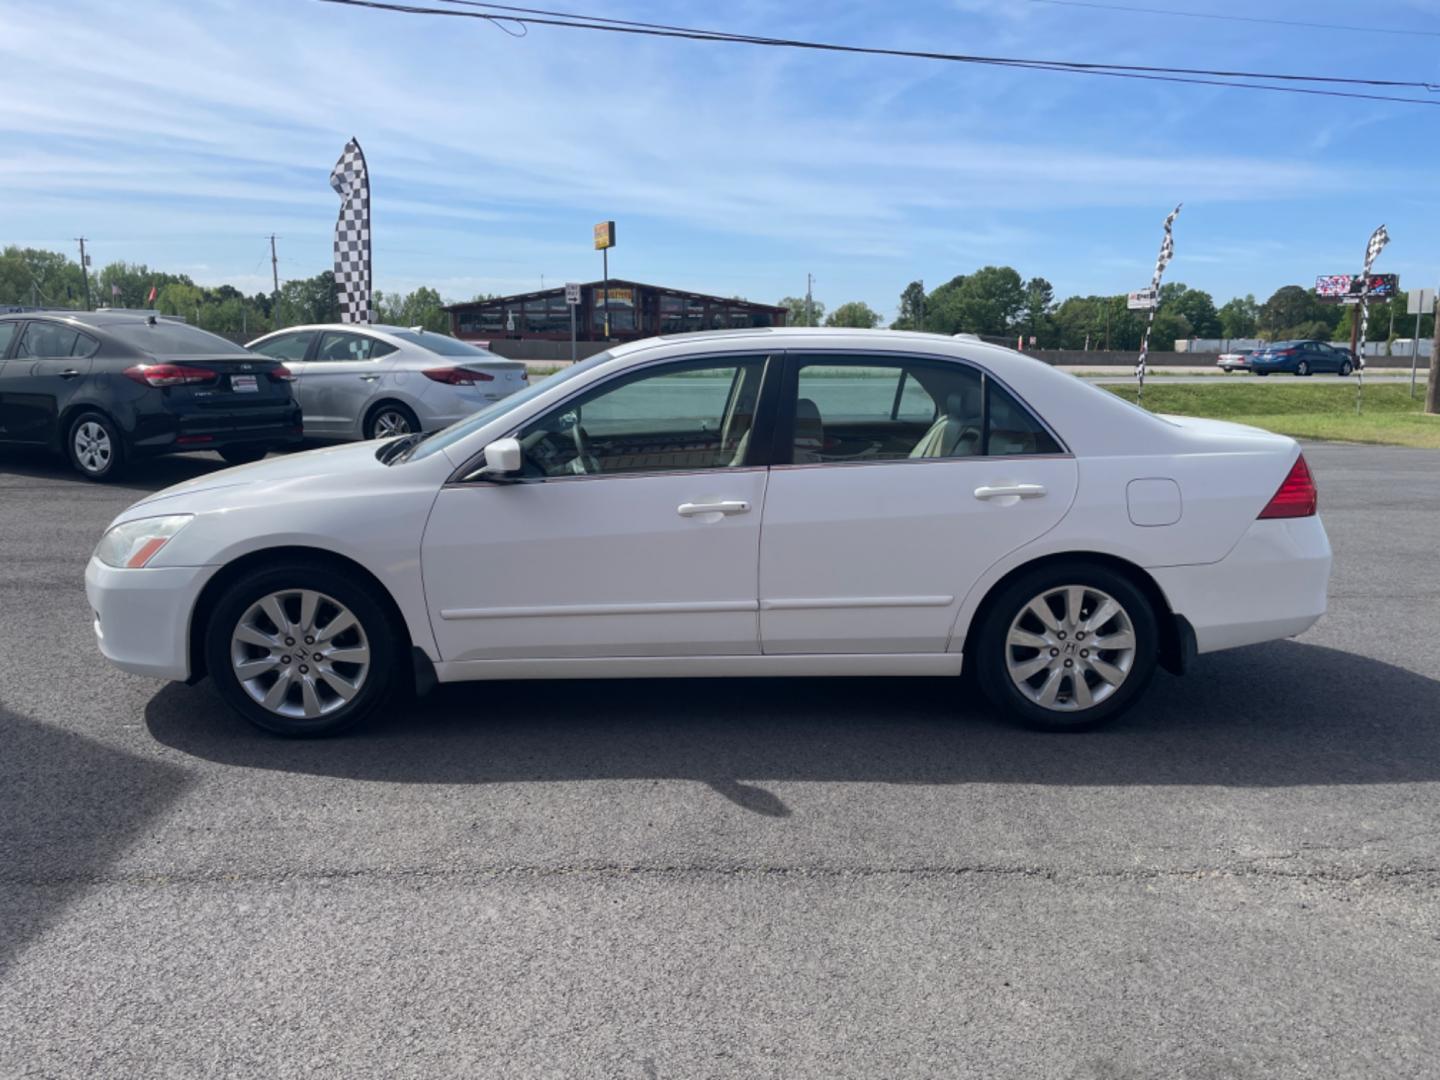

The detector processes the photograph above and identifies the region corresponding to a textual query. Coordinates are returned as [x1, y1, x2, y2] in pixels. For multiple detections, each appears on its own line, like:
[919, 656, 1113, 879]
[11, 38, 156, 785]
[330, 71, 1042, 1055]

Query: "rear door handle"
[974, 483, 1047, 501]
[359, 374, 380, 382]
[59, 369, 81, 380]
[677, 500, 750, 517]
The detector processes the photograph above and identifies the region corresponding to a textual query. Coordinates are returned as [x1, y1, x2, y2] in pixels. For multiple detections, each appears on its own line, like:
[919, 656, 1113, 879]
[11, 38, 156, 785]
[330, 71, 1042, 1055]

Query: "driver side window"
[517, 356, 767, 478]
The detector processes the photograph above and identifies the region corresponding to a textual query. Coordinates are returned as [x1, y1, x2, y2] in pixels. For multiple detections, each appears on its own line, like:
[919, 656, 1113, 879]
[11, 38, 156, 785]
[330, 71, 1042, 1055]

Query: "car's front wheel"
[218, 444, 268, 467]
[1296, 360, 1311, 376]
[205, 562, 400, 736]
[1339, 360, 1354, 376]
[975, 562, 1158, 732]
[66, 411, 126, 481]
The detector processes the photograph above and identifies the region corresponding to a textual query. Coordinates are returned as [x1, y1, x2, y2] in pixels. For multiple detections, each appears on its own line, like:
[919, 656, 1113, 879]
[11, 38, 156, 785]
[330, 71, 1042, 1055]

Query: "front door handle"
[974, 483, 1047, 501]
[59, 369, 81, 380]
[677, 500, 750, 517]
[358, 374, 380, 382]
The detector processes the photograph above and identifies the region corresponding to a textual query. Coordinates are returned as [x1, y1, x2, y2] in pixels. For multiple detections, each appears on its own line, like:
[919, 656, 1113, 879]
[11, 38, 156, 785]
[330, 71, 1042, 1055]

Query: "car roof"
[0, 309, 170, 327]
[249, 322, 420, 337]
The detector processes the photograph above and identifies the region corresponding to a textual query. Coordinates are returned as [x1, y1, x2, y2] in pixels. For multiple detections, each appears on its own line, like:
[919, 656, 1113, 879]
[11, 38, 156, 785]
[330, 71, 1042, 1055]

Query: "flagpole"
[1354, 224, 1389, 416]
[1135, 204, 1181, 408]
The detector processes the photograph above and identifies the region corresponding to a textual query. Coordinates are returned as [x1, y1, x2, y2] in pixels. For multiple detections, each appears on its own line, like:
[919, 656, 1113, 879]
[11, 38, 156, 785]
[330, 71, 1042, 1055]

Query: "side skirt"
[434, 653, 965, 683]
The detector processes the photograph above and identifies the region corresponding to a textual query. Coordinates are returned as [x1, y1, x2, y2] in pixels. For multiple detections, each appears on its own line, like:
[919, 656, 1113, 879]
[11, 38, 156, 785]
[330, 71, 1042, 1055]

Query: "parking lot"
[2, 441, 1438, 1078]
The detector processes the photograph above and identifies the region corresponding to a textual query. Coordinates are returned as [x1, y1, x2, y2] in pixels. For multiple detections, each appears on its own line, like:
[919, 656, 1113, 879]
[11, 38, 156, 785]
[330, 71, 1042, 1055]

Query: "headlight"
[94, 515, 194, 569]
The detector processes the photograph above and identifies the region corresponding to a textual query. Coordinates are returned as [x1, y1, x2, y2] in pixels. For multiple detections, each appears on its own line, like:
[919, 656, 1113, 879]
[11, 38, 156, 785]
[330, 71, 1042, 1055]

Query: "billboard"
[1126, 289, 1156, 310]
[593, 220, 616, 250]
[1315, 273, 1399, 302]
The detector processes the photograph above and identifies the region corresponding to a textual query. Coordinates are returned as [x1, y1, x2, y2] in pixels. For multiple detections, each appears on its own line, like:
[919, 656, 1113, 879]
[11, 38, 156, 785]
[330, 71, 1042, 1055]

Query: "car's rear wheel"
[218, 445, 268, 466]
[205, 563, 400, 736]
[1296, 360, 1311, 376]
[66, 411, 126, 481]
[975, 562, 1158, 732]
[364, 402, 419, 441]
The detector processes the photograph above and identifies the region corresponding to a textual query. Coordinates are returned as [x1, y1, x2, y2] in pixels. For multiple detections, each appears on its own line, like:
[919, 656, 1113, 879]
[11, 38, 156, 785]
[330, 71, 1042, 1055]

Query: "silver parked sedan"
[245, 323, 528, 440]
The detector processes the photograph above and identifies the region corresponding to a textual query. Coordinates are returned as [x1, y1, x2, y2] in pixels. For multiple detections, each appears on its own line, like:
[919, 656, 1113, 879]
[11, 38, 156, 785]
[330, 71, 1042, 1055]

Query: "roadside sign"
[593, 221, 616, 250]
[565, 281, 581, 306]
[1407, 287, 1436, 315]
[1127, 290, 1156, 310]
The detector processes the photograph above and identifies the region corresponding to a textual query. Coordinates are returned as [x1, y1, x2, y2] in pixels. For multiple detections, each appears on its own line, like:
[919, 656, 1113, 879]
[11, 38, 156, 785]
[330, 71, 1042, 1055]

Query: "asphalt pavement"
[1, 442, 1438, 1079]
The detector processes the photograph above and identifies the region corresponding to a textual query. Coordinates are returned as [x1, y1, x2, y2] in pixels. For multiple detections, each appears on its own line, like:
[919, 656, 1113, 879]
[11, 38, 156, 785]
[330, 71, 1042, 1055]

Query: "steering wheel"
[570, 421, 602, 474]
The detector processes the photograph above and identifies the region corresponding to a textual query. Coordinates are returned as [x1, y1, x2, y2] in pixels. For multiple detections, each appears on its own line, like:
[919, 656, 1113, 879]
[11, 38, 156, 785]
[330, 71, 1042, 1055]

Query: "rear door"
[0, 320, 23, 442]
[304, 331, 395, 436]
[757, 352, 1078, 655]
[0, 321, 94, 444]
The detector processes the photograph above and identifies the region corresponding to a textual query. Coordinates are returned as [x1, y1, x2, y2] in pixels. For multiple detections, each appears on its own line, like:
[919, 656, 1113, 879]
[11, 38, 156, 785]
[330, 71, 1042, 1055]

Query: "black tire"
[1339, 360, 1353, 376]
[65, 410, 126, 481]
[973, 561, 1159, 732]
[364, 402, 419, 441]
[204, 561, 402, 737]
[1255, 371, 1268, 377]
[218, 444, 268, 467]
[1296, 360, 1310, 377]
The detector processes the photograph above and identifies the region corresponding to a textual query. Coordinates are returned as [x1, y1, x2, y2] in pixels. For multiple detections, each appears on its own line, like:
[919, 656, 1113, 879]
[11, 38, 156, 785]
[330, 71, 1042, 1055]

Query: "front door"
[758, 353, 1079, 654]
[422, 354, 773, 662]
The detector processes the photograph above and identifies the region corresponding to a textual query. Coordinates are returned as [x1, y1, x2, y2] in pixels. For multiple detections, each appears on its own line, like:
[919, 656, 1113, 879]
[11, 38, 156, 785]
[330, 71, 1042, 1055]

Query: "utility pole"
[918, 278, 925, 331]
[1427, 294, 1440, 415]
[805, 273, 814, 327]
[269, 234, 281, 327]
[75, 237, 91, 311]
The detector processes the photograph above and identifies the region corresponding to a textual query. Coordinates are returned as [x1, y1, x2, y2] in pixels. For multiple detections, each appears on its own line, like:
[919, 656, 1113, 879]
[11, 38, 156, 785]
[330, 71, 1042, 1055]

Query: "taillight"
[268, 364, 295, 382]
[423, 367, 494, 386]
[123, 363, 217, 387]
[1259, 455, 1317, 519]
[1276, 349, 1296, 357]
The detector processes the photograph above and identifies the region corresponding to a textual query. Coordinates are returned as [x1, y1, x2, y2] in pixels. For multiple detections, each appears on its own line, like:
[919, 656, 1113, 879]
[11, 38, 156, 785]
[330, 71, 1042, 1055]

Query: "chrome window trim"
[768, 452, 1074, 473]
[780, 346, 1071, 460]
[444, 350, 778, 485]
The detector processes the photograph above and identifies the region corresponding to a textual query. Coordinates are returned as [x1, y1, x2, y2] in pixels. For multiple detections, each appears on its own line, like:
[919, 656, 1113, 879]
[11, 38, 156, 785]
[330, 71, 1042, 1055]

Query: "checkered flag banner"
[1354, 223, 1389, 375]
[330, 138, 372, 324]
[1135, 204, 1182, 395]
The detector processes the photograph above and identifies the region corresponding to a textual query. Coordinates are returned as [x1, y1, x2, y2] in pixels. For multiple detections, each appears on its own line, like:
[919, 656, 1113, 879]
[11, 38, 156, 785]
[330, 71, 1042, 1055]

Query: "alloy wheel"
[73, 421, 112, 474]
[1004, 584, 1137, 712]
[229, 589, 371, 720]
[373, 410, 412, 438]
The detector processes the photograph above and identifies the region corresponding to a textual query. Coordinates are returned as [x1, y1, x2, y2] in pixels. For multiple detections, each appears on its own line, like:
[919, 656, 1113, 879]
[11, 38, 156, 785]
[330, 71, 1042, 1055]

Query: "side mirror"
[479, 436, 523, 478]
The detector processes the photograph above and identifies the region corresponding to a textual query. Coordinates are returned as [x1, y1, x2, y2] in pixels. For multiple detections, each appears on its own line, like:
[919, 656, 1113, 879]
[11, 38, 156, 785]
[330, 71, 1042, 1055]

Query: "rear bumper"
[129, 401, 304, 456]
[1151, 516, 1331, 654]
[85, 557, 214, 680]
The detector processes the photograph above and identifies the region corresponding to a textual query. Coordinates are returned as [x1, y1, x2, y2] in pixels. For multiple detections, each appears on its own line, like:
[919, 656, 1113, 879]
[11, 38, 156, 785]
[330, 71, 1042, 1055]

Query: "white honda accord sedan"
[86, 328, 1330, 736]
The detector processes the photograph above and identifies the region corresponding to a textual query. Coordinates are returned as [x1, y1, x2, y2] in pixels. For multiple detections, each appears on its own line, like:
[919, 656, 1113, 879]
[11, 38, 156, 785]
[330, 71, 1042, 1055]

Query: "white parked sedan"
[245, 323, 528, 440]
[87, 328, 1330, 736]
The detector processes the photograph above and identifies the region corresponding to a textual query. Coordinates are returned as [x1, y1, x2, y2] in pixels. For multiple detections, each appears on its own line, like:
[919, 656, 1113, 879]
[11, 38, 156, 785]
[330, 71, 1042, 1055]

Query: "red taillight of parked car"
[422, 367, 495, 386]
[268, 364, 295, 382]
[1259, 455, 1317, 519]
[123, 363, 217, 387]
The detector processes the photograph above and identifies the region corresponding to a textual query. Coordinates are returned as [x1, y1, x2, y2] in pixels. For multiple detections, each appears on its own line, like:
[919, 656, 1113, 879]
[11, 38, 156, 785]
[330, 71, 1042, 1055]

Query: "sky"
[2, 0, 1438, 320]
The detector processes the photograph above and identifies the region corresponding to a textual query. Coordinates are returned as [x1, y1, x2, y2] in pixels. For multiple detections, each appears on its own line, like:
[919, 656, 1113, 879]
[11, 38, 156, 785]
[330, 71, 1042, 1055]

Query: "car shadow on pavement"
[0, 706, 192, 974]
[0, 445, 227, 494]
[145, 640, 1440, 814]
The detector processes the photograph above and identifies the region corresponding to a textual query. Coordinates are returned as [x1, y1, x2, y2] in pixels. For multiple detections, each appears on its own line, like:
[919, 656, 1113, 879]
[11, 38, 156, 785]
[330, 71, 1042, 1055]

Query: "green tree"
[1160, 284, 1220, 339]
[778, 295, 824, 327]
[277, 271, 340, 326]
[1258, 285, 1323, 339]
[1217, 294, 1259, 339]
[374, 285, 450, 332]
[825, 301, 882, 329]
[922, 267, 1026, 337]
[891, 280, 926, 330]
[1023, 276, 1055, 345]
[0, 246, 88, 308]
[96, 261, 193, 309]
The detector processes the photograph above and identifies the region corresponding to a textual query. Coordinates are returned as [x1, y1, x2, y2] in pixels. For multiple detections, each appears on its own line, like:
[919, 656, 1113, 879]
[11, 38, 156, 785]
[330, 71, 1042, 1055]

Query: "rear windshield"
[108, 322, 247, 357]
[386, 330, 503, 358]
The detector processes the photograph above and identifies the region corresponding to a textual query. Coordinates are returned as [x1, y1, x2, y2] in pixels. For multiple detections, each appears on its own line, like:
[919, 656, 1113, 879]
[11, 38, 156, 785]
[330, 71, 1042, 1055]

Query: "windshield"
[109, 321, 249, 356]
[406, 351, 615, 462]
[385, 329, 501, 358]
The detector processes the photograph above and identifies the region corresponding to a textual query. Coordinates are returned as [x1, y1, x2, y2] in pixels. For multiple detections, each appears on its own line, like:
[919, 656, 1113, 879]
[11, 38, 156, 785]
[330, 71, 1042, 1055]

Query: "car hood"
[118, 440, 439, 523]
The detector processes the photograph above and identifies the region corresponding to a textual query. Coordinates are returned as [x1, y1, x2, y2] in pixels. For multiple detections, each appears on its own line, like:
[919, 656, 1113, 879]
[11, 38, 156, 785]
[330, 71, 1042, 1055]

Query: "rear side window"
[108, 322, 246, 356]
[0, 322, 17, 357]
[16, 322, 79, 358]
[315, 331, 376, 362]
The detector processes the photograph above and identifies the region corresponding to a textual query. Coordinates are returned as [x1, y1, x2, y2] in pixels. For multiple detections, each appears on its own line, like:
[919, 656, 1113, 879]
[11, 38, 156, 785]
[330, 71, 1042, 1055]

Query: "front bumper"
[1151, 516, 1331, 654]
[86, 557, 216, 680]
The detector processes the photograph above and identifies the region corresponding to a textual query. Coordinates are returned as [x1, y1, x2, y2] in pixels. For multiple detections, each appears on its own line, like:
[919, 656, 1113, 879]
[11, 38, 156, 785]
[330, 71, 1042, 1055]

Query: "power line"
[1027, 0, 1440, 40]
[312, 0, 1440, 106]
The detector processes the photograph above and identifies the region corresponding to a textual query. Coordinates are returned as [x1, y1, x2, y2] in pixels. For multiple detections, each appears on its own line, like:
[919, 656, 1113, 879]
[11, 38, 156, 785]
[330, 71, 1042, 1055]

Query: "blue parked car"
[1249, 340, 1355, 377]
